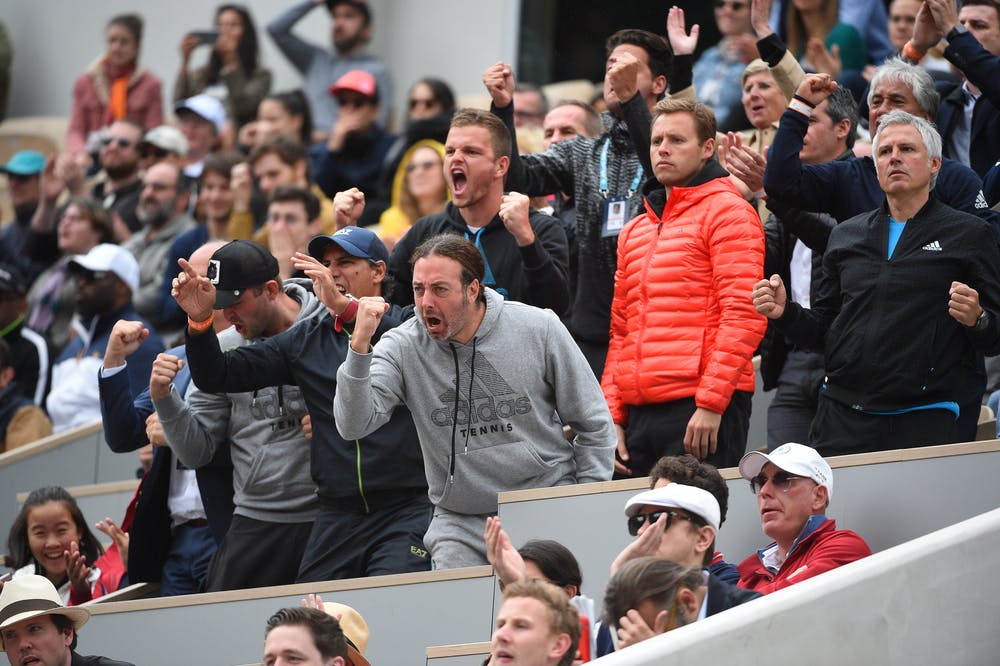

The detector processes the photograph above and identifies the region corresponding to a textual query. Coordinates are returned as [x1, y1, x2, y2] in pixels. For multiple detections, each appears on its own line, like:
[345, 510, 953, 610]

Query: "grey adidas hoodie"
[156, 281, 325, 523]
[335, 288, 615, 515]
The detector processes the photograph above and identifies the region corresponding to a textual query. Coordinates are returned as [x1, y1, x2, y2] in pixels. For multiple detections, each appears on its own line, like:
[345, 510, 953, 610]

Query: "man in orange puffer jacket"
[603, 98, 766, 477]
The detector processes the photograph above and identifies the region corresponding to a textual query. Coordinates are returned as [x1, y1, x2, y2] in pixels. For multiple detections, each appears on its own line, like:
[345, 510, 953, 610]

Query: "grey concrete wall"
[0, 0, 519, 129]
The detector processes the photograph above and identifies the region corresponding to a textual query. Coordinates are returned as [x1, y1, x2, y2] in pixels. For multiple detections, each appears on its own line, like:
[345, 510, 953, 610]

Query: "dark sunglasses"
[748, 470, 809, 495]
[626, 509, 696, 537]
[714, 0, 748, 9]
[337, 95, 374, 108]
[141, 146, 170, 159]
[101, 136, 135, 149]
[73, 269, 112, 284]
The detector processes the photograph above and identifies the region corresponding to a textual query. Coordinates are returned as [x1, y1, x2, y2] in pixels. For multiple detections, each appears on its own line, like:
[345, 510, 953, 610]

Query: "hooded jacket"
[156, 282, 324, 522]
[388, 202, 571, 315]
[335, 288, 616, 515]
[602, 159, 766, 423]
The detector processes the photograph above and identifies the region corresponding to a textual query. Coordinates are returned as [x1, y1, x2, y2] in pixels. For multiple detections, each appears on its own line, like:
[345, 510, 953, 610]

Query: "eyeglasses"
[626, 509, 695, 537]
[714, 0, 748, 9]
[141, 146, 170, 159]
[101, 136, 135, 149]
[748, 471, 810, 495]
[406, 160, 441, 173]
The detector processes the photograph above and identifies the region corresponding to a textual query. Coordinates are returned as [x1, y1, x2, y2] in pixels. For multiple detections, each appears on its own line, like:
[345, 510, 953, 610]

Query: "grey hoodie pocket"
[242, 436, 314, 505]
[442, 440, 556, 514]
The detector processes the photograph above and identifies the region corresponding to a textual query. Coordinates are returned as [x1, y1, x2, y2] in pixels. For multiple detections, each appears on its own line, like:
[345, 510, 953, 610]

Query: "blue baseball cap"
[1, 151, 45, 176]
[308, 226, 389, 265]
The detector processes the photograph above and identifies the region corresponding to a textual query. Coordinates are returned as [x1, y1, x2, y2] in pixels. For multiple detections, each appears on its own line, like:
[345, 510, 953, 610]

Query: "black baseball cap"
[208, 240, 279, 308]
[0, 263, 26, 294]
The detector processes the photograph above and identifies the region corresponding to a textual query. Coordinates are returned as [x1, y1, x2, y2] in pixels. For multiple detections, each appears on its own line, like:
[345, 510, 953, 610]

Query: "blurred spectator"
[693, 0, 759, 127]
[138, 125, 189, 172]
[155, 152, 243, 332]
[377, 140, 448, 247]
[0, 263, 50, 405]
[736, 444, 871, 593]
[90, 119, 145, 238]
[785, 0, 867, 76]
[251, 89, 314, 147]
[373, 77, 456, 215]
[47, 244, 163, 432]
[174, 94, 226, 180]
[513, 82, 549, 128]
[0, 150, 46, 281]
[6, 486, 125, 605]
[122, 163, 194, 327]
[910, 0, 1000, 179]
[883, 0, 952, 76]
[25, 197, 114, 351]
[315, 69, 395, 217]
[267, 0, 392, 140]
[0, 338, 51, 452]
[67, 13, 163, 157]
[266, 185, 322, 280]
[175, 4, 272, 134]
[0, 21, 10, 121]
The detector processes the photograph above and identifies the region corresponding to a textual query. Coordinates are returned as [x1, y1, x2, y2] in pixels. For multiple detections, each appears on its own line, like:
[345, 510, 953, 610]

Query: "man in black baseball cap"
[207, 239, 281, 309]
[173, 228, 430, 584]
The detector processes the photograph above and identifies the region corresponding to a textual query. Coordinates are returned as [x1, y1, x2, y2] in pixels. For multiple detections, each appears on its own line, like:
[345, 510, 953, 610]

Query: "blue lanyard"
[465, 228, 508, 299]
[599, 138, 643, 198]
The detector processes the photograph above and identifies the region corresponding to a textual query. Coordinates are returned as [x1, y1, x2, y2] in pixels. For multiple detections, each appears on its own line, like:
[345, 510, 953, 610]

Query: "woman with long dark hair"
[175, 4, 272, 131]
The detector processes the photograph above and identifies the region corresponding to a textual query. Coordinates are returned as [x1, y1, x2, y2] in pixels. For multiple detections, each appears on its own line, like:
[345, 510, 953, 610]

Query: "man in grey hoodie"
[155, 240, 325, 591]
[334, 234, 616, 569]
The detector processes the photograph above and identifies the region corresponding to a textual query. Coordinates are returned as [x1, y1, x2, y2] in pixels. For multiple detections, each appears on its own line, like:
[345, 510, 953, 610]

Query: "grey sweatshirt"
[156, 282, 325, 523]
[335, 288, 615, 515]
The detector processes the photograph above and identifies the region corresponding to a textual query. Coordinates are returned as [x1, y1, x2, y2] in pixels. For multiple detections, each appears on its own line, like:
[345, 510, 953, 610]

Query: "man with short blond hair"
[492, 579, 580, 666]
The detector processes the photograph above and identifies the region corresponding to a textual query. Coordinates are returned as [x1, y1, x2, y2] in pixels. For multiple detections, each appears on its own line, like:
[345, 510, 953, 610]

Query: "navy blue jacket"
[99, 345, 234, 583]
[763, 108, 1000, 241]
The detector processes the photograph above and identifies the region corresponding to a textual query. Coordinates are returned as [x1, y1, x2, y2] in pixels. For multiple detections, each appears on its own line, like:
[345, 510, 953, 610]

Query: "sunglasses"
[748, 471, 810, 495]
[626, 509, 696, 537]
[714, 0, 748, 9]
[73, 269, 112, 284]
[406, 160, 441, 173]
[101, 136, 135, 149]
[141, 146, 170, 159]
[337, 95, 374, 108]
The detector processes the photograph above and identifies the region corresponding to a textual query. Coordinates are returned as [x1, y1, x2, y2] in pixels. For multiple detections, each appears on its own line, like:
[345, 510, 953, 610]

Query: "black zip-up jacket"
[774, 198, 1000, 411]
[388, 201, 570, 314]
[186, 307, 427, 510]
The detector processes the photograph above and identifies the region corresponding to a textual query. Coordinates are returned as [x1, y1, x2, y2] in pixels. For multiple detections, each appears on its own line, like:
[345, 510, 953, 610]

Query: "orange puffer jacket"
[602, 165, 766, 423]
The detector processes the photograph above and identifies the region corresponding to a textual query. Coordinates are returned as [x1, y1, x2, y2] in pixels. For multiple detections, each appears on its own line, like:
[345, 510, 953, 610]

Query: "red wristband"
[333, 297, 359, 333]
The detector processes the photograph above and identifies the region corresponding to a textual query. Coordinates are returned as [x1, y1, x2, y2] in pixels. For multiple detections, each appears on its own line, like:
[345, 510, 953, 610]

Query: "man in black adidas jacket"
[752, 104, 1000, 456]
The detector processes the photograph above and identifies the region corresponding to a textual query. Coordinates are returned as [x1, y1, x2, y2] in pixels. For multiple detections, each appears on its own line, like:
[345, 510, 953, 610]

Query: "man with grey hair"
[752, 107, 1000, 455]
[763, 66, 1000, 441]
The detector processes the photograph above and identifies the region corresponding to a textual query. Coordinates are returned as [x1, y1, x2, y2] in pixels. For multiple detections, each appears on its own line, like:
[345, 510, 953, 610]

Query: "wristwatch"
[974, 309, 990, 331]
[947, 23, 969, 42]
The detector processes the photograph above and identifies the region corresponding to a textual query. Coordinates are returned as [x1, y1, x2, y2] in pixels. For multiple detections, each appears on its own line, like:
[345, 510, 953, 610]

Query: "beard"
[104, 160, 139, 182]
[137, 199, 176, 228]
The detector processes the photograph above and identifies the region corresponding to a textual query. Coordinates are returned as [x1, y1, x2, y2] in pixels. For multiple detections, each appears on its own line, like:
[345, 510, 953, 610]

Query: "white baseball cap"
[624, 483, 721, 532]
[739, 443, 834, 500]
[174, 94, 226, 133]
[69, 243, 140, 294]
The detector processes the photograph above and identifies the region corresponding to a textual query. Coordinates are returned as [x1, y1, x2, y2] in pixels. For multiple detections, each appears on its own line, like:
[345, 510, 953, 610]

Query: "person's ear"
[811, 484, 829, 513]
[495, 155, 510, 178]
[547, 632, 573, 662]
[676, 587, 699, 621]
[694, 525, 715, 557]
[651, 74, 667, 97]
